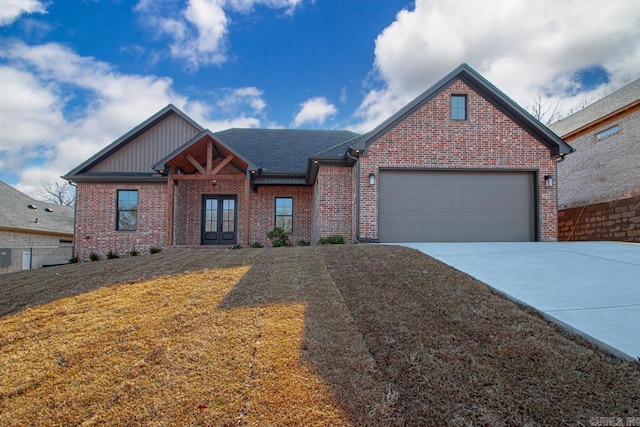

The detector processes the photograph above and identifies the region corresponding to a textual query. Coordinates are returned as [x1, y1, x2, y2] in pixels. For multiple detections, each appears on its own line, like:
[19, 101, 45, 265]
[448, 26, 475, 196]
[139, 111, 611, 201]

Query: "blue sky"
[1, 0, 639, 196]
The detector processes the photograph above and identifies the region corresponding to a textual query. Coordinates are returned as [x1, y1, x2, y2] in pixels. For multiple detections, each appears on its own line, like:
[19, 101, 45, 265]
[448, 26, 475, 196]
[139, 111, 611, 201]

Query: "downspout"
[68, 180, 78, 260]
[346, 150, 360, 242]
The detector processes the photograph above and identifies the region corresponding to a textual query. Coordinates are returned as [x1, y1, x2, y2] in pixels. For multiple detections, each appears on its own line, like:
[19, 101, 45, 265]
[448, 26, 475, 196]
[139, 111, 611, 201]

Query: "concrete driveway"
[395, 242, 640, 362]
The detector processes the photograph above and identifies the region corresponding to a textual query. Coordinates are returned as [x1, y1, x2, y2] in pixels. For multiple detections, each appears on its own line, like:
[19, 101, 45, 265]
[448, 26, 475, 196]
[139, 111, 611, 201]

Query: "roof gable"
[352, 63, 573, 157]
[63, 104, 203, 180]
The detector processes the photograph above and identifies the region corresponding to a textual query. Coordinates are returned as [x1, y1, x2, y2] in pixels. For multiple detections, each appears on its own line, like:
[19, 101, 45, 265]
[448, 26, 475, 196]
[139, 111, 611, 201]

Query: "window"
[117, 190, 138, 231]
[451, 95, 467, 120]
[275, 197, 293, 233]
[595, 125, 619, 141]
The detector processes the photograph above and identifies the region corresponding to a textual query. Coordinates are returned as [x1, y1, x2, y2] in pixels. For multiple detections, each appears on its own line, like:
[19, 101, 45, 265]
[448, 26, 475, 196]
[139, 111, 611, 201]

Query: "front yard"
[0, 245, 638, 425]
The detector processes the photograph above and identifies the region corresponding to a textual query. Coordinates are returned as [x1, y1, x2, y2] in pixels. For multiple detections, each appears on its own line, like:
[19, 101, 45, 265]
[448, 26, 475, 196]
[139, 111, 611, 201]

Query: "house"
[550, 78, 640, 242]
[0, 181, 74, 273]
[63, 64, 572, 259]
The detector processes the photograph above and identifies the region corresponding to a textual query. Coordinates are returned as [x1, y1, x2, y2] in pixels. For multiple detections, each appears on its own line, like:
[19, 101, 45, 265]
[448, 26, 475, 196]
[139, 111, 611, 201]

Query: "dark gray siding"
[89, 113, 200, 173]
[379, 170, 535, 242]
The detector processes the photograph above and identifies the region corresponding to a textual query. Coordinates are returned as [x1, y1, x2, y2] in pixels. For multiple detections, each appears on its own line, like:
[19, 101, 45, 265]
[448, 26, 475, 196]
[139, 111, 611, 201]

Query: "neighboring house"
[550, 78, 640, 242]
[63, 64, 572, 259]
[0, 181, 74, 274]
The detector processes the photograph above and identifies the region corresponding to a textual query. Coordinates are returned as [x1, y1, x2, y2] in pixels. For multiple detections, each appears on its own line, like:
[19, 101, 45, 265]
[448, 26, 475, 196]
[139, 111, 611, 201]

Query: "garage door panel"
[379, 171, 535, 242]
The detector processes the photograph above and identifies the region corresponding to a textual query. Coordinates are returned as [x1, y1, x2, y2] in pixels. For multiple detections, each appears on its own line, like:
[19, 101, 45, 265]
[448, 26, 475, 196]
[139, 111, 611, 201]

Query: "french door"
[202, 196, 237, 245]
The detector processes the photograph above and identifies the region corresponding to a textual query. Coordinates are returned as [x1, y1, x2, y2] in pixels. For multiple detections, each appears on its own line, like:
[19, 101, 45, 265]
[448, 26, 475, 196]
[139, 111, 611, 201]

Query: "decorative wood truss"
[159, 134, 254, 246]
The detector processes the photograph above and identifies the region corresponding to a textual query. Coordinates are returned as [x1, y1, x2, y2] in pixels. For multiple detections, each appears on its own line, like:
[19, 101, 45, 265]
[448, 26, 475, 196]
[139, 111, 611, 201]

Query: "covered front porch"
[154, 130, 257, 248]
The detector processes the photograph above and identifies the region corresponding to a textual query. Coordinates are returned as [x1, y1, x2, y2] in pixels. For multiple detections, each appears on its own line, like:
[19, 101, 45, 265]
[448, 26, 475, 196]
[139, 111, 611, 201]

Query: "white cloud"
[135, 0, 305, 70]
[227, 0, 303, 14]
[354, 0, 640, 132]
[293, 97, 337, 127]
[0, 0, 46, 26]
[0, 41, 269, 196]
[216, 87, 267, 114]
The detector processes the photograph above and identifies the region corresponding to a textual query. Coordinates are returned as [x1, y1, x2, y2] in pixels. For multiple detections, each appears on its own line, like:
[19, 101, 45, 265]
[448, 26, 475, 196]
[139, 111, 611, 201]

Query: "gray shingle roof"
[0, 181, 74, 236]
[549, 78, 640, 137]
[212, 128, 360, 173]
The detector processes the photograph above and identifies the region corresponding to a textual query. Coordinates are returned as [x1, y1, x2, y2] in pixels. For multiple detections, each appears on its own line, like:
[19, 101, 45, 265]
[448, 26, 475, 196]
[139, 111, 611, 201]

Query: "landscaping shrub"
[106, 250, 119, 259]
[89, 252, 100, 262]
[231, 244, 242, 249]
[297, 240, 310, 246]
[129, 248, 140, 257]
[69, 255, 79, 263]
[267, 227, 291, 247]
[318, 235, 345, 245]
[250, 242, 264, 248]
[149, 247, 162, 254]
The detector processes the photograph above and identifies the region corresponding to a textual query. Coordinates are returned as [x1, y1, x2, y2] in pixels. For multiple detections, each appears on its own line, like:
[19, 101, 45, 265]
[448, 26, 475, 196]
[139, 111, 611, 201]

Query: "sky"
[1, 0, 639, 197]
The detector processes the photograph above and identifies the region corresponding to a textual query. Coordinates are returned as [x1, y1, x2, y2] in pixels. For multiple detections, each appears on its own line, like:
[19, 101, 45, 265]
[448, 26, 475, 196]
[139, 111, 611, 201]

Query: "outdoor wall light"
[211, 179, 217, 186]
[544, 175, 554, 188]
[369, 173, 375, 186]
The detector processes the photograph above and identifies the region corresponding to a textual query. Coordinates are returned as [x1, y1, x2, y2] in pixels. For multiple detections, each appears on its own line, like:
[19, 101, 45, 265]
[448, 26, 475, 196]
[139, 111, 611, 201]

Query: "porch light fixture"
[369, 173, 375, 186]
[211, 179, 217, 186]
[544, 175, 554, 188]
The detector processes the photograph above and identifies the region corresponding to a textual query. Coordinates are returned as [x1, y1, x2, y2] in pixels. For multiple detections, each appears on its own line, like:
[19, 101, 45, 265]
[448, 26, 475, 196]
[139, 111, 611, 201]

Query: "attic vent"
[27, 204, 37, 210]
[45, 207, 54, 213]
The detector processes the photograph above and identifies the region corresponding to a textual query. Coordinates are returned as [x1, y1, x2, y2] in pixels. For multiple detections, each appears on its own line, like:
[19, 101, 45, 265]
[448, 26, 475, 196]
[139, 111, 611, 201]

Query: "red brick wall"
[249, 186, 313, 246]
[558, 196, 640, 242]
[172, 178, 247, 246]
[359, 78, 558, 241]
[312, 165, 355, 243]
[74, 182, 167, 260]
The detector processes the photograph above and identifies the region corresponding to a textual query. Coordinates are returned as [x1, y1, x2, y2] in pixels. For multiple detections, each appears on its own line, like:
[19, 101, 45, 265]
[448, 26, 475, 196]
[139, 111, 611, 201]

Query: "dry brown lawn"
[0, 245, 638, 426]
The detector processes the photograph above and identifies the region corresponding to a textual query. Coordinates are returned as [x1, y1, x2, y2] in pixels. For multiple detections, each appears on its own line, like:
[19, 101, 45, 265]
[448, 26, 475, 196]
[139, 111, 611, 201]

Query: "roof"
[549, 78, 640, 137]
[0, 181, 74, 237]
[63, 104, 203, 181]
[212, 128, 360, 173]
[352, 63, 574, 157]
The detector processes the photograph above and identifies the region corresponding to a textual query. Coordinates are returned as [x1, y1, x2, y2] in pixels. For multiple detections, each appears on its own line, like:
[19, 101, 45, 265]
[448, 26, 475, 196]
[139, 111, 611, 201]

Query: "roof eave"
[306, 155, 352, 185]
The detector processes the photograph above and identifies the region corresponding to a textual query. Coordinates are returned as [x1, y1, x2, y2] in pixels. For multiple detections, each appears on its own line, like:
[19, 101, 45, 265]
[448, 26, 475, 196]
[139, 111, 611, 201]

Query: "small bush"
[250, 241, 264, 248]
[149, 247, 162, 254]
[297, 239, 310, 246]
[267, 227, 291, 247]
[106, 250, 120, 259]
[69, 255, 80, 263]
[231, 244, 242, 249]
[89, 252, 101, 261]
[129, 248, 140, 257]
[318, 235, 345, 245]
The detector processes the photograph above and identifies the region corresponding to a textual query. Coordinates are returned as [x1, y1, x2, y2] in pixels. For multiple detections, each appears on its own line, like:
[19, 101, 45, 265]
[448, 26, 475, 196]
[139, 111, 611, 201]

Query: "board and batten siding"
[89, 113, 201, 173]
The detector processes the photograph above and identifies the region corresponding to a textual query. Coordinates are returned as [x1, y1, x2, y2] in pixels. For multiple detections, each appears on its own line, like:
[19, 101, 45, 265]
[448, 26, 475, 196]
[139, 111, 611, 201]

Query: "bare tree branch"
[37, 180, 76, 206]
[524, 91, 563, 126]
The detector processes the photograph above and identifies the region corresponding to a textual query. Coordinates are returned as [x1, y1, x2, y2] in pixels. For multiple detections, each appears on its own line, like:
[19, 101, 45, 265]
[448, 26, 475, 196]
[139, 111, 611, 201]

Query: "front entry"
[202, 196, 237, 245]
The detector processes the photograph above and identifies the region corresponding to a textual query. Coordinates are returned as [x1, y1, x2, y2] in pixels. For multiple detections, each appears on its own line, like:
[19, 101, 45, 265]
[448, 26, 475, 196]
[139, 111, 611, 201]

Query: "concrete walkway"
[396, 242, 640, 362]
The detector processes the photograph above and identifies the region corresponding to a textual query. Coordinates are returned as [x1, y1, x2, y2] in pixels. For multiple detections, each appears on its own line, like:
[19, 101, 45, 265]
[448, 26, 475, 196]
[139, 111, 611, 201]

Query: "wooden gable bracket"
[210, 154, 235, 177]
[186, 154, 206, 175]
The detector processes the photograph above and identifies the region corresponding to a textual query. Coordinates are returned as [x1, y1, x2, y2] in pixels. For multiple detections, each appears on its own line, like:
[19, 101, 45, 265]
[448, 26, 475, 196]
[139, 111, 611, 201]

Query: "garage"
[378, 170, 536, 242]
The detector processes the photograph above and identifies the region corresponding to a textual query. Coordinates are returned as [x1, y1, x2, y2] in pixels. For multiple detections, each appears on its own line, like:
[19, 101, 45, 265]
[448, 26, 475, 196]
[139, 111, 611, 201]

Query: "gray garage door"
[379, 170, 535, 242]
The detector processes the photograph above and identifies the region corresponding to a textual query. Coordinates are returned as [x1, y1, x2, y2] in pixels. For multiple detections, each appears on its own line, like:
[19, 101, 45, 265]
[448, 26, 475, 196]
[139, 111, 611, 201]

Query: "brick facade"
[74, 182, 167, 259]
[249, 185, 313, 246]
[358, 79, 558, 241]
[558, 196, 640, 242]
[70, 70, 567, 255]
[557, 109, 640, 209]
[312, 165, 355, 244]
